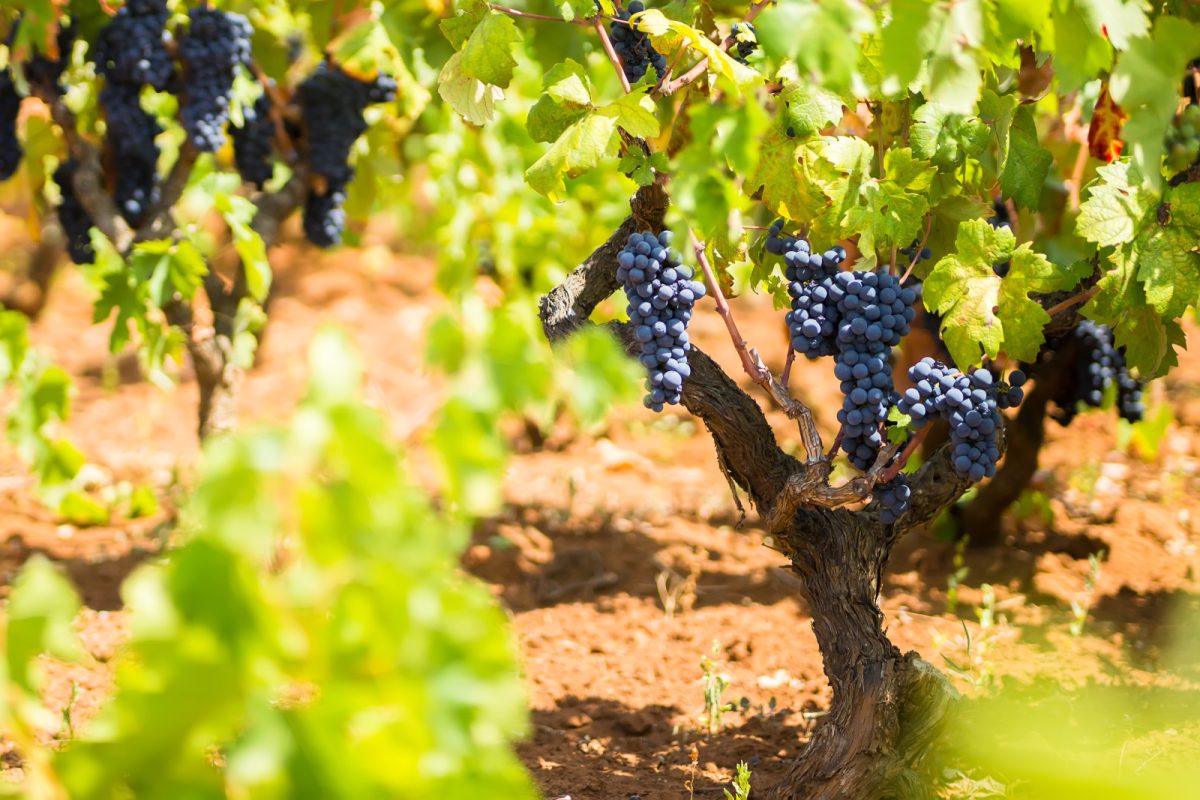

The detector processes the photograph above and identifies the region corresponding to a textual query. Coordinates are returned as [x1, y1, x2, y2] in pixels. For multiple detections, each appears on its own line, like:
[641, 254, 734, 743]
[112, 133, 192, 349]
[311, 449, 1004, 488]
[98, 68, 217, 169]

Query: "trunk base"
[772, 654, 957, 800]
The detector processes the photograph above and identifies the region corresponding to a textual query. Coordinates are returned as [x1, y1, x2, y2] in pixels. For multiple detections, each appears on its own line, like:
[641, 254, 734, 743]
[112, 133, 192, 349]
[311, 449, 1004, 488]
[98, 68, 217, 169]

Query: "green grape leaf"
[1076, 161, 1155, 247]
[1110, 16, 1200, 189]
[879, 0, 936, 93]
[1051, 14, 1109, 93]
[440, 0, 490, 49]
[438, 51, 505, 125]
[216, 195, 271, 302]
[922, 218, 1076, 368]
[777, 65, 845, 139]
[1000, 106, 1053, 210]
[460, 12, 524, 88]
[996, 249, 1090, 362]
[979, 89, 1019, 166]
[911, 103, 988, 170]
[1079, 0, 1149, 50]
[746, 132, 817, 221]
[525, 93, 657, 200]
[844, 180, 929, 266]
[1132, 224, 1200, 319]
[1086, 256, 1185, 378]
[923, 0, 983, 113]
[526, 60, 593, 143]
[328, 17, 396, 79]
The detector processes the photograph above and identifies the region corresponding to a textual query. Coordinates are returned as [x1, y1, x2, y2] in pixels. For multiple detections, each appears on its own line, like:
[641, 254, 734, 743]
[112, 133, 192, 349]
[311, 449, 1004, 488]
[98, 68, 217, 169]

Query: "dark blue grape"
[303, 188, 347, 248]
[1050, 321, 1144, 425]
[23, 22, 74, 96]
[731, 22, 758, 64]
[617, 230, 705, 411]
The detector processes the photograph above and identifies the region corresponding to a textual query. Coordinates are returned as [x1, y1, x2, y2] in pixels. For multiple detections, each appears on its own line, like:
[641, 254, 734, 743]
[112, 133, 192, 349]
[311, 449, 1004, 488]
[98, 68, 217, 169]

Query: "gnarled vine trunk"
[771, 509, 957, 800]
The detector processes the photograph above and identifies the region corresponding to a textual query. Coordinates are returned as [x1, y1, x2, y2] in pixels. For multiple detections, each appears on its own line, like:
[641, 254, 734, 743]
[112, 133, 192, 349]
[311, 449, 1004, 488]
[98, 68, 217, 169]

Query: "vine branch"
[594, 17, 632, 94]
[690, 232, 824, 462]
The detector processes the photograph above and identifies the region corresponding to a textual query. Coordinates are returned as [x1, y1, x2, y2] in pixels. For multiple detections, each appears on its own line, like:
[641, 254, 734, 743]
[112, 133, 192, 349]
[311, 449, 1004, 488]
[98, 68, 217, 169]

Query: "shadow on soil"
[467, 503, 795, 614]
[521, 694, 811, 799]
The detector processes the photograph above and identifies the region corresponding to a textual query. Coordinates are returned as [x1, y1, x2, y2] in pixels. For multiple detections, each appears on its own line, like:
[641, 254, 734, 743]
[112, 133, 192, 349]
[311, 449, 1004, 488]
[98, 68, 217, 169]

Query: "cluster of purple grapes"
[769, 219, 843, 358]
[232, 91, 276, 189]
[730, 22, 758, 64]
[617, 230, 707, 411]
[832, 270, 918, 471]
[100, 83, 163, 225]
[767, 220, 918, 474]
[92, 0, 174, 225]
[609, 1, 667, 84]
[873, 474, 911, 525]
[92, 0, 173, 90]
[53, 160, 95, 265]
[898, 358, 1023, 482]
[899, 240, 932, 266]
[178, 6, 253, 152]
[298, 62, 397, 247]
[1051, 321, 1143, 425]
[0, 68, 19, 181]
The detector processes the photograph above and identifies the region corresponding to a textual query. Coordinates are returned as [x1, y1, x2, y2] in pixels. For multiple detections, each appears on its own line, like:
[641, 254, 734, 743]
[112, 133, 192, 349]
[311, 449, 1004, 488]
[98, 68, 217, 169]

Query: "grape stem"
[691, 231, 825, 461]
[1045, 284, 1100, 317]
[781, 343, 796, 385]
[594, 17, 632, 94]
[899, 214, 933, 284]
[487, 5, 591, 25]
[826, 426, 844, 460]
[879, 425, 931, 483]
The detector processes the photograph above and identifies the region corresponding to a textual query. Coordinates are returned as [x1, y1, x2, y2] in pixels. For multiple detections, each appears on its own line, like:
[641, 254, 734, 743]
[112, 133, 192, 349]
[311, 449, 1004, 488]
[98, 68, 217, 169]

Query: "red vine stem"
[879, 425, 931, 482]
[781, 343, 796, 385]
[488, 4, 589, 24]
[826, 426, 844, 460]
[594, 17, 632, 94]
[1045, 284, 1101, 317]
[691, 233, 760, 379]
